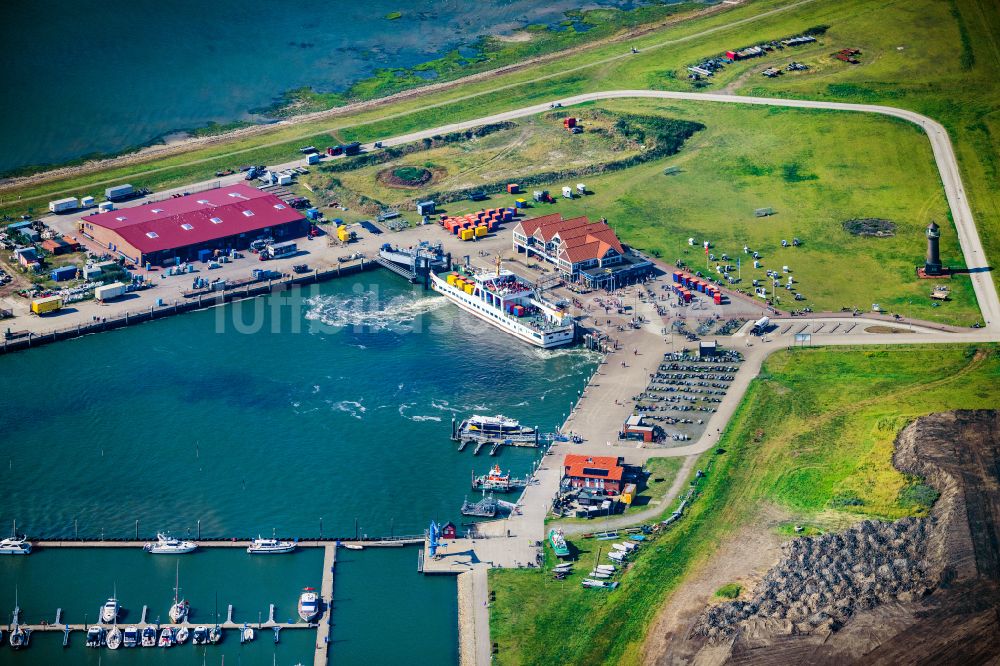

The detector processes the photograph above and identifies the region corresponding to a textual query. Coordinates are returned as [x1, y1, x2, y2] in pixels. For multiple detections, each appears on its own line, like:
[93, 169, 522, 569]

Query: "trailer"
[562, 186, 573, 199]
[48, 197, 79, 214]
[31, 295, 63, 315]
[105, 184, 134, 201]
[266, 241, 298, 259]
[94, 282, 127, 302]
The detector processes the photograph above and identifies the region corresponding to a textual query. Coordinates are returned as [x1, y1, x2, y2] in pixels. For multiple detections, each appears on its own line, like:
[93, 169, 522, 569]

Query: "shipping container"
[105, 184, 134, 201]
[98, 201, 115, 212]
[80, 196, 95, 208]
[714, 292, 723, 305]
[50, 265, 77, 281]
[343, 142, 362, 156]
[95, 282, 127, 301]
[48, 197, 79, 213]
[475, 225, 487, 237]
[31, 295, 63, 314]
[307, 153, 321, 165]
[463, 283, 474, 295]
[460, 228, 475, 241]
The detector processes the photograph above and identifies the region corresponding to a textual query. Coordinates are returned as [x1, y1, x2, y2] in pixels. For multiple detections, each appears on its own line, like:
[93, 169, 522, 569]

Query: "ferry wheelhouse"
[430, 267, 574, 348]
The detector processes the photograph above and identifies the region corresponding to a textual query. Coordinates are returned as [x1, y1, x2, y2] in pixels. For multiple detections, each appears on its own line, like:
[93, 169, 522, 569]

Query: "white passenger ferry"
[429, 264, 575, 348]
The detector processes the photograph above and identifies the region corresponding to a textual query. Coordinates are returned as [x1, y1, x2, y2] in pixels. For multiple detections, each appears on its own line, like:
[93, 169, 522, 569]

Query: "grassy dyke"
[489, 344, 1000, 665]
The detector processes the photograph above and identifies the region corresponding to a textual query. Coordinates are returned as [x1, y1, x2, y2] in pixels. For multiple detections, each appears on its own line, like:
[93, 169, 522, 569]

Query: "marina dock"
[313, 544, 337, 666]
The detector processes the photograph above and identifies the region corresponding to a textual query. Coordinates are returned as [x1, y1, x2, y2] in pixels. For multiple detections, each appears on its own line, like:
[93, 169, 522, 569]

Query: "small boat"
[9, 625, 28, 650]
[298, 588, 320, 622]
[611, 543, 628, 551]
[101, 593, 119, 623]
[141, 625, 157, 647]
[588, 571, 611, 579]
[581, 579, 619, 590]
[552, 563, 573, 571]
[86, 626, 105, 648]
[247, 536, 296, 554]
[209, 625, 223, 644]
[144, 532, 197, 554]
[169, 562, 189, 623]
[596, 564, 616, 572]
[241, 624, 254, 643]
[106, 625, 123, 650]
[158, 627, 174, 647]
[594, 531, 619, 541]
[342, 543, 363, 551]
[549, 528, 570, 558]
[629, 534, 647, 542]
[0, 521, 32, 555]
[192, 626, 209, 645]
[608, 551, 626, 562]
[123, 625, 139, 647]
[175, 626, 189, 644]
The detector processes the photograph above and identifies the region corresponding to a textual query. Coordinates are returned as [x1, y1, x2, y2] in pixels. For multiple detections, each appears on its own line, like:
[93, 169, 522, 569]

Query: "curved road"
[370, 90, 999, 330]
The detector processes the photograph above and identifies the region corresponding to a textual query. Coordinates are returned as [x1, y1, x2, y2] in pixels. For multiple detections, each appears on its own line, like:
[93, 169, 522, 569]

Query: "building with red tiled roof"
[511, 213, 652, 289]
[562, 454, 625, 494]
[77, 184, 308, 267]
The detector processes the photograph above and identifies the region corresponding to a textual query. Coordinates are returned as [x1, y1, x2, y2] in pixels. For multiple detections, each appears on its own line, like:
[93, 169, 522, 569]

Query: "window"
[146, 232, 159, 239]
[197, 199, 209, 204]
[210, 217, 223, 224]
[273, 204, 286, 210]
[115, 216, 127, 221]
[151, 208, 164, 213]
[242, 210, 254, 217]
[181, 223, 194, 230]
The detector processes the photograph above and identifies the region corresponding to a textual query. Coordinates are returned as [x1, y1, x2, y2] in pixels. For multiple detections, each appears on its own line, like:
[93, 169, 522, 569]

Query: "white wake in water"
[305, 292, 448, 331]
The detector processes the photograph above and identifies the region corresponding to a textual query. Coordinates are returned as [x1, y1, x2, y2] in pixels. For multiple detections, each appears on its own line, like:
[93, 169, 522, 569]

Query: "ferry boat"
[0, 522, 32, 555]
[298, 588, 320, 622]
[456, 414, 537, 444]
[144, 532, 197, 554]
[429, 264, 575, 348]
[123, 626, 139, 648]
[549, 528, 570, 558]
[86, 626, 105, 648]
[247, 536, 296, 554]
[141, 626, 157, 647]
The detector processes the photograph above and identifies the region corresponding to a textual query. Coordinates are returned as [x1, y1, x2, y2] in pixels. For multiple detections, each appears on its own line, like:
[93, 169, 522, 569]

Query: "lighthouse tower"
[925, 221, 943, 275]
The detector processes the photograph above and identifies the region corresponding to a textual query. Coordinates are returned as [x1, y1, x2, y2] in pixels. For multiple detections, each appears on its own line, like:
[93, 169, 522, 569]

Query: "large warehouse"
[78, 184, 309, 267]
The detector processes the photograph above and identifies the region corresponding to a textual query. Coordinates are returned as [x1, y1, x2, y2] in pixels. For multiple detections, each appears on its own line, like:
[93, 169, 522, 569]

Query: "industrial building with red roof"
[511, 213, 653, 289]
[77, 184, 309, 267]
[562, 454, 626, 494]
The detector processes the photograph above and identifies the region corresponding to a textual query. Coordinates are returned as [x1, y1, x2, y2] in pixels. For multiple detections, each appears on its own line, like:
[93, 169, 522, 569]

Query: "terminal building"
[511, 213, 653, 289]
[78, 184, 309, 267]
[561, 454, 626, 494]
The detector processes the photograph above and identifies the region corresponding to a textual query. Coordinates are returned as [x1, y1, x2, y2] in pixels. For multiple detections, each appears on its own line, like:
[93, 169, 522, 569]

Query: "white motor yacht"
[298, 588, 320, 622]
[86, 626, 105, 648]
[123, 625, 138, 647]
[100, 596, 119, 623]
[247, 536, 296, 554]
[144, 532, 197, 554]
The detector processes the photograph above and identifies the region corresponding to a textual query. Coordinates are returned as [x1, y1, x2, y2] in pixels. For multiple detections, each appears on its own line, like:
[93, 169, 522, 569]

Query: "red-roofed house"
[512, 213, 652, 289]
[77, 184, 308, 267]
[562, 454, 625, 494]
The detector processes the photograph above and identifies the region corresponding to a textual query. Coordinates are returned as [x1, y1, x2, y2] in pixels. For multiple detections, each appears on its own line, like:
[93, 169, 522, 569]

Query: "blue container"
[306, 208, 320, 220]
[50, 265, 77, 281]
[198, 249, 212, 262]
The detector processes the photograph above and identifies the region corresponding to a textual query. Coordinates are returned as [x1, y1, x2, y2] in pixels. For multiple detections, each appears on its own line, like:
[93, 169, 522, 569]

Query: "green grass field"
[3, 0, 994, 322]
[489, 344, 1000, 665]
[320, 99, 978, 324]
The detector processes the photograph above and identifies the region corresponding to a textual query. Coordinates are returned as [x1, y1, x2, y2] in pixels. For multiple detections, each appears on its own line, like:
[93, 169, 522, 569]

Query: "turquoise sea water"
[2, 0, 657, 173]
[0, 272, 597, 663]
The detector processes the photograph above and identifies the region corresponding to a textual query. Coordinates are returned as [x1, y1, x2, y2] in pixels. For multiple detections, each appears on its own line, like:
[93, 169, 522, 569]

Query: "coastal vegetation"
[1, 0, 996, 306]
[307, 100, 978, 325]
[489, 344, 1000, 665]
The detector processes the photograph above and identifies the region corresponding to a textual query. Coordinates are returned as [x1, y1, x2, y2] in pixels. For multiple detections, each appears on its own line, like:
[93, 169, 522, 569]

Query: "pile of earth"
[682, 410, 1000, 664]
[842, 218, 897, 237]
[378, 165, 436, 188]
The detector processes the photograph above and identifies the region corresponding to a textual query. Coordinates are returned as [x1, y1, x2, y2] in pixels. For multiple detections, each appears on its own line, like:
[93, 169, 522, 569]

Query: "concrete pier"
[313, 544, 337, 666]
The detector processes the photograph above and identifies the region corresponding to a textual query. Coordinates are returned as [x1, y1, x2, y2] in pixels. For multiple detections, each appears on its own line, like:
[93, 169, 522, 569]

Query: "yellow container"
[475, 225, 487, 237]
[454, 278, 466, 289]
[31, 295, 63, 314]
[460, 228, 474, 241]
[337, 225, 350, 242]
[464, 283, 474, 295]
[447, 274, 458, 286]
